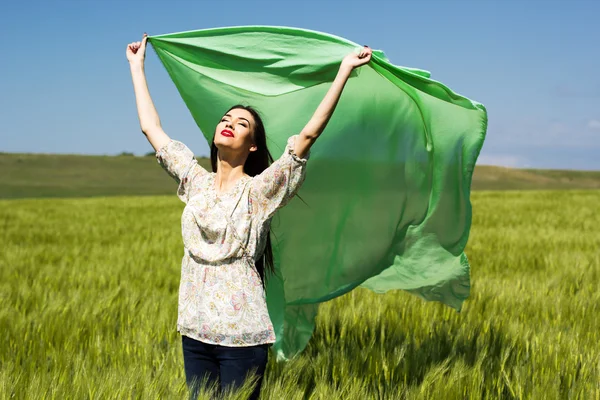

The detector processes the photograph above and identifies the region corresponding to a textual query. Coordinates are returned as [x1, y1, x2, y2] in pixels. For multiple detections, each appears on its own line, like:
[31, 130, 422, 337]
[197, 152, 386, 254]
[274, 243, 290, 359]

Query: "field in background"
[1, 152, 600, 199]
[1, 190, 598, 399]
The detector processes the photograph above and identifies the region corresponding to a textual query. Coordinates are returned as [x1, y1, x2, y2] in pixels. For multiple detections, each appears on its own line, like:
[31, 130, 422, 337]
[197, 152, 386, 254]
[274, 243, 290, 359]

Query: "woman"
[126, 33, 372, 399]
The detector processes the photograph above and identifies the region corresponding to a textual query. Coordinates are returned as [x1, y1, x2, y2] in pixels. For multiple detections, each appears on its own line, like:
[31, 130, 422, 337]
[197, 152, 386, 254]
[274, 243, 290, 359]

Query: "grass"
[1, 152, 599, 199]
[1, 190, 599, 399]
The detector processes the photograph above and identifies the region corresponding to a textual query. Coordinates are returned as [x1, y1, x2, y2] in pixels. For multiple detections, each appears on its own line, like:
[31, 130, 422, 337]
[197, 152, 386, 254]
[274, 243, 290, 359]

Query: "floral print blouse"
[156, 135, 309, 346]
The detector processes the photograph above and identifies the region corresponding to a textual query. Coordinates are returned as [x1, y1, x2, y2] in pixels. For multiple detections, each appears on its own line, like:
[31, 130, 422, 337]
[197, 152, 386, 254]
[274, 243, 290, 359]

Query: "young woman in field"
[126, 34, 372, 399]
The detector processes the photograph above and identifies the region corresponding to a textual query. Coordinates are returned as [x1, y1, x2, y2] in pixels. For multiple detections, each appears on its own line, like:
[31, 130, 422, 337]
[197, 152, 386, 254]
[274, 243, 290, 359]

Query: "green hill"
[0, 153, 210, 199]
[1, 152, 599, 199]
[471, 165, 600, 190]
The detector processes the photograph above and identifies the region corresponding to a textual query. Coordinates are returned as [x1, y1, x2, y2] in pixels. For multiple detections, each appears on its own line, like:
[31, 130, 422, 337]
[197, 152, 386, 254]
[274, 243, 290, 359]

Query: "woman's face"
[213, 108, 257, 154]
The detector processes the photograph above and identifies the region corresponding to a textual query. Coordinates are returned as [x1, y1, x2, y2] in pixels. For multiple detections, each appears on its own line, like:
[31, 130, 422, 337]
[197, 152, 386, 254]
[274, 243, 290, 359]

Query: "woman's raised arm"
[294, 46, 373, 159]
[126, 34, 171, 152]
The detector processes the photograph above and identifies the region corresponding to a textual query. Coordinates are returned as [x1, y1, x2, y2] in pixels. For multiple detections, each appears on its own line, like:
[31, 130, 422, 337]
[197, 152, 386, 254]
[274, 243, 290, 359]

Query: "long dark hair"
[210, 105, 275, 287]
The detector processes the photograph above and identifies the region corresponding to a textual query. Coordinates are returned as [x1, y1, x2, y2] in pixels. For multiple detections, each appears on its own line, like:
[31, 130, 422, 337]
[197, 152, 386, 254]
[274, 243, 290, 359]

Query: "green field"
[1, 153, 599, 398]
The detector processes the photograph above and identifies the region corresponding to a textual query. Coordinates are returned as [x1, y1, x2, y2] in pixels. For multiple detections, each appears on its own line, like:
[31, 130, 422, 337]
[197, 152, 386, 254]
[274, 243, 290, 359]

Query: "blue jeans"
[181, 335, 270, 400]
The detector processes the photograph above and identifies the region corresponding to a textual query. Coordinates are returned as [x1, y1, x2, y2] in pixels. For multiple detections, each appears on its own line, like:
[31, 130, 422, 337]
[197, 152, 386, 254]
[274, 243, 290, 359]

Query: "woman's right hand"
[126, 33, 148, 66]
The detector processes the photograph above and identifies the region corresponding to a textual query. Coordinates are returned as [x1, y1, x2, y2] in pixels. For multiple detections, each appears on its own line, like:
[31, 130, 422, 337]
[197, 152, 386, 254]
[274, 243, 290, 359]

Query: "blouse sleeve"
[155, 139, 207, 203]
[250, 135, 310, 220]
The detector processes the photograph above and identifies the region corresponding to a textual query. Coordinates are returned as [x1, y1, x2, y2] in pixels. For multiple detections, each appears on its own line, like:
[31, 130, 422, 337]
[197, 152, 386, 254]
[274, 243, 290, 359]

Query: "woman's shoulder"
[186, 170, 214, 199]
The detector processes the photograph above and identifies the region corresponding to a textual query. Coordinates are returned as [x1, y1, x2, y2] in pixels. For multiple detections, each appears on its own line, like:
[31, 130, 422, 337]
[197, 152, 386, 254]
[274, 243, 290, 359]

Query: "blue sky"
[1, 0, 598, 170]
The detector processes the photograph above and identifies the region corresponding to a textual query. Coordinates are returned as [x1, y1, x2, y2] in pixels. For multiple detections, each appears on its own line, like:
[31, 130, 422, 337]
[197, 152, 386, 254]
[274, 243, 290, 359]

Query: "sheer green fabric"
[148, 26, 487, 361]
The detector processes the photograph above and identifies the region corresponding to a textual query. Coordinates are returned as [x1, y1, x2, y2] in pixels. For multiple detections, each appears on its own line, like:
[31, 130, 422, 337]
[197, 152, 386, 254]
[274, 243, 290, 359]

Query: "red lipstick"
[221, 129, 234, 137]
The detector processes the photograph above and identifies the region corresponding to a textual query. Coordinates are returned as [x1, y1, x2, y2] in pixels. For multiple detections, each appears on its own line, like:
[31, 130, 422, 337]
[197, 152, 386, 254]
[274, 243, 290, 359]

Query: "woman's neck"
[214, 154, 248, 194]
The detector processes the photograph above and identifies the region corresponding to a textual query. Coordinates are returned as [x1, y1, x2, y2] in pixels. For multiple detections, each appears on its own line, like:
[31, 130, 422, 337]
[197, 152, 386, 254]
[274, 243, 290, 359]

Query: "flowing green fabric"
[148, 26, 487, 361]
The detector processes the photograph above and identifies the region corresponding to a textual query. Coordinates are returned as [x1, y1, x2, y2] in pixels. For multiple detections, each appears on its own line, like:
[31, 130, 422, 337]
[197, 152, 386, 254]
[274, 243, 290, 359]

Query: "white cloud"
[548, 122, 569, 136]
[476, 154, 524, 168]
[489, 118, 600, 147]
[587, 120, 600, 130]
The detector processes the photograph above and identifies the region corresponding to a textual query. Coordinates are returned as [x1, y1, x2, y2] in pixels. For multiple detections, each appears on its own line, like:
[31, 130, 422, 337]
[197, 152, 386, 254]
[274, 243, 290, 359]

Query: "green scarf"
[148, 26, 487, 360]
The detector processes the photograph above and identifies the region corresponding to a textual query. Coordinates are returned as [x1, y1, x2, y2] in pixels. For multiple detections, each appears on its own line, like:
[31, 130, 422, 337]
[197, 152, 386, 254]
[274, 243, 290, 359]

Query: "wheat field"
[1, 190, 598, 399]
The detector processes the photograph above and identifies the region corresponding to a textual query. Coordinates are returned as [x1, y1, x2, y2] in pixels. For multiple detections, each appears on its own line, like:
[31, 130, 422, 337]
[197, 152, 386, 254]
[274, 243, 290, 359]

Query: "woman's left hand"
[340, 46, 373, 71]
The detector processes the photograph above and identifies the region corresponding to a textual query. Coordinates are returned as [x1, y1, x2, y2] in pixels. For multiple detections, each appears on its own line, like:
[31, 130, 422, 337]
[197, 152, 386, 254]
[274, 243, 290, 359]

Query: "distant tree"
[145, 151, 156, 157]
[119, 151, 135, 156]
